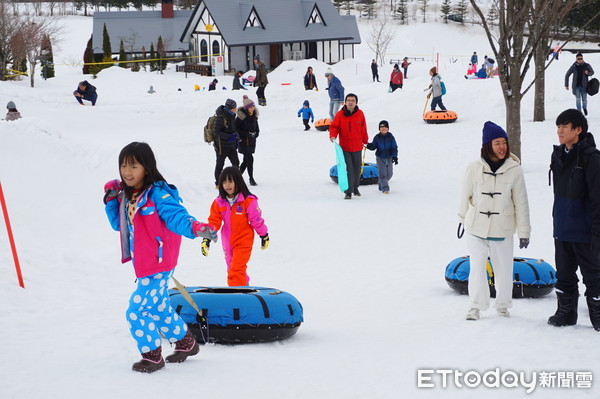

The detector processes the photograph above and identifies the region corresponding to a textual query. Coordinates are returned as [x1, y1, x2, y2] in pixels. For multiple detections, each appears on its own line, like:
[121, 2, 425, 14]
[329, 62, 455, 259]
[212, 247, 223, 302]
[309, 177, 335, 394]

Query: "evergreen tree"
[17, 58, 27, 76]
[102, 23, 113, 70]
[40, 34, 55, 79]
[441, 0, 452, 23]
[131, 55, 140, 72]
[332, 0, 344, 12]
[149, 42, 157, 72]
[157, 35, 166, 74]
[395, 0, 408, 24]
[141, 45, 147, 72]
[419, 0, 428, 23]
[454, 0, 468, 25]
[487, 4, 499, 25]
[119, 39, 127, 68]
[361, 0, 377, 19]
[83, 35, 93, 74]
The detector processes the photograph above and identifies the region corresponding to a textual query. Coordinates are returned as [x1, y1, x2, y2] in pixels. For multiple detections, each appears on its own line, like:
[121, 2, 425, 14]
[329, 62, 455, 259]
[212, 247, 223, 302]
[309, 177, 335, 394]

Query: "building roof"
[92, 10, 193, 54]
[180, 0, 361, 47]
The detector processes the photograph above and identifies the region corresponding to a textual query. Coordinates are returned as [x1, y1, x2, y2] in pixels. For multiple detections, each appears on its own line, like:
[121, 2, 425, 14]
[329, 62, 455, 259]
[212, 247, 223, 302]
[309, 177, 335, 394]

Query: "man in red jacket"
[329, 93, 369, 199]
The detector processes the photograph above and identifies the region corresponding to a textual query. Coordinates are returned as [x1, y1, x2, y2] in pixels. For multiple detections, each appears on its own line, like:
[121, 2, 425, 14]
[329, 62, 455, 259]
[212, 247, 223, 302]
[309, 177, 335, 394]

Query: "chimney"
[162, 0, 174, 19]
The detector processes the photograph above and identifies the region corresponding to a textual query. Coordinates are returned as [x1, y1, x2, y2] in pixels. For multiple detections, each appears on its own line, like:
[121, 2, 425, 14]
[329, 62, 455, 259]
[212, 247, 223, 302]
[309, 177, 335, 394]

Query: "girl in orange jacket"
[201, 167, 269, 286]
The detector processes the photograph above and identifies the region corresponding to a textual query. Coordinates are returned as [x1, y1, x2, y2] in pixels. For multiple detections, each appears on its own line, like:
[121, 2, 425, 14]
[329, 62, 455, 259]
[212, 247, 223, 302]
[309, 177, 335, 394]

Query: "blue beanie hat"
[482, 121, 508, 145]
[303, 100, 309, 107]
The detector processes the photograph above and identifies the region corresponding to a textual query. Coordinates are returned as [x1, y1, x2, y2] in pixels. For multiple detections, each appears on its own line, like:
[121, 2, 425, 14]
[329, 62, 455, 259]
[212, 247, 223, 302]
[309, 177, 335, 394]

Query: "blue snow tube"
[169, 286, 303, 344]
[330, 162, 379, 185]
[444, 256, 557, 298]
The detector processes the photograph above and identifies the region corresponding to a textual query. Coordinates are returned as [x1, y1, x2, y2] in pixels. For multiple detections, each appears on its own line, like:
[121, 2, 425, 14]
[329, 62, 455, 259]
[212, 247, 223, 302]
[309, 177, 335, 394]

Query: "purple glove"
[103, 179, 122, 204]
[193, 221, 218, 242]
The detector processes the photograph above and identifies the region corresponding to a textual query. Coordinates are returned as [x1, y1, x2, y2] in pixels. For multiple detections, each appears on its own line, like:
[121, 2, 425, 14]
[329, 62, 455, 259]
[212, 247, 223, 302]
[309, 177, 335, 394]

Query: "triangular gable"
[244, 6, 264, 29]
[307, 4, 325, 26]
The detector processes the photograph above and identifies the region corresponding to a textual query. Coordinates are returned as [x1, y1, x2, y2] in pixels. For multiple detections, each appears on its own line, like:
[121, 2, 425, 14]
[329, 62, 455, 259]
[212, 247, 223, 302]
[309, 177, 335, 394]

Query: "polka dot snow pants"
[126, 270, 187, 353]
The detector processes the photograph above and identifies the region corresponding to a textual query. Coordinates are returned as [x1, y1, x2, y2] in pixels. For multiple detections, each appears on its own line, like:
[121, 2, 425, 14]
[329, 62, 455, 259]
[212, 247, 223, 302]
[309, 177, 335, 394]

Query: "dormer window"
[244, 7, 264, 29]
[308, 5, 325, 26]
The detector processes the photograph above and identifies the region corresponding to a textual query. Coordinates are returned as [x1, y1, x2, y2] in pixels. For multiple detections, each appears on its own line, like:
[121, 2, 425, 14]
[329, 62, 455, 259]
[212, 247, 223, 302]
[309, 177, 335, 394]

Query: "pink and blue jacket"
[105, 182, 197, 278]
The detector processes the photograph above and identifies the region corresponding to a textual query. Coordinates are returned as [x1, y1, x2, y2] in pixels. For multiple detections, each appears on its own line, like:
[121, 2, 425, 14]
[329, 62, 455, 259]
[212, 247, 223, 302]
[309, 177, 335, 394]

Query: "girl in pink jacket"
[104, 142, 216, 373]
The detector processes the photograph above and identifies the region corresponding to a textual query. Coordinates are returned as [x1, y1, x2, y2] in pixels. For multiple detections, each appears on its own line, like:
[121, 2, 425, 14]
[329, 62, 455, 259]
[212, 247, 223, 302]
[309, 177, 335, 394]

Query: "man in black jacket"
[549, 109, 600, 331]
[565, 53, 594, 115]
[213, 98, 239, 186]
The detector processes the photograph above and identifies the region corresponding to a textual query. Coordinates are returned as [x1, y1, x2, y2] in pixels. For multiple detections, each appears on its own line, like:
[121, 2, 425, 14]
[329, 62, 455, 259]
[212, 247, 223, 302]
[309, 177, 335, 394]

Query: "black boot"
[548, 292, 578, 327]
[165, 330, 200, 363]
[586, 296, 600, 331]
[132, 346, 165, 373]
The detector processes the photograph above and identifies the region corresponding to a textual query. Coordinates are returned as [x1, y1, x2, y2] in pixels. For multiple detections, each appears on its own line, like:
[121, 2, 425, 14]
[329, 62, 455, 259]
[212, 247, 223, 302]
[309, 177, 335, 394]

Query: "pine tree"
[157, 35, 166, 74]
[454, 0, 468, 25]
[395, 0, 408, 24]
[441, 0, 452, 23]
[83, 35, 93, 74]
[18, 58, 27, 76]
[119, 39, 127, 68]
[40, 34, 55, 79]
[149, 42, 157, 72]
[102, 23, 113, 70]
[419, 0, 428, 23]
[131, 55, 140, 72]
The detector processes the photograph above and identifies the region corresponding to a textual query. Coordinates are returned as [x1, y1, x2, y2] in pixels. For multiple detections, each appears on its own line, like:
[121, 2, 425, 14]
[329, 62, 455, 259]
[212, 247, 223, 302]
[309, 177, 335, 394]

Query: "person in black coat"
[213, 98, 240, 186]
[73, 80, 97, 105]
[209, 79, 218, 91]
[236, 95, 260, 186]
[549, 109, 600, 331]
[565, 53, 595, 115]
[304, 66, 318, 90]
[232, 71, 247, 90]
[371, 59, 380, 82]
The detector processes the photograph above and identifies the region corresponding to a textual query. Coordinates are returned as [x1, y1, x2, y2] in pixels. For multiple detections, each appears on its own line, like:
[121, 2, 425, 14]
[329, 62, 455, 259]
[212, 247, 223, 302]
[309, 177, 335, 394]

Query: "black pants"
[555, 239, 600, 297]
[343, 150, 362, 195]
[256, 86, 266, 102]
[302, 118, 310, 130]
[214, 147, 240, 185]
[372, 71, 379, 82]
[390, 84, 401, 92]
[240, 153, 254, 179]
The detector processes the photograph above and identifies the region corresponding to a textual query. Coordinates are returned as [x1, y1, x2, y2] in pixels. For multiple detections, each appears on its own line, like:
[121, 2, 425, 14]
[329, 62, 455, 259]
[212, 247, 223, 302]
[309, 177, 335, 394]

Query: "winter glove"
[260, 234, 269, 250]
[366, 143, 375, 150]
[591, 233, 600, 254]
[298, 114, 301, 117]
[311, 119, 314, 123]
[399, 84, 403, 89]
[392, 157, 398, 165]
[228, 133, 238, 143]
[519, 238, 530, 249]
[192, 221, 217, 242]
[103, 179, 122, 204]
[201, 238, 210, 256]
[330, 137, 336, 143]
[249, 132, 257, 138]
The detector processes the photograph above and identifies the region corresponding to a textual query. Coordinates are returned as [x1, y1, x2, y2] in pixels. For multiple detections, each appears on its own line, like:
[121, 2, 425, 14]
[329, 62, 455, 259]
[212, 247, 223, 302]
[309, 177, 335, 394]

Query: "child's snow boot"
[249, 177, 257, 186]
[132, 346, 165, 373]
[586, 296, 600, 331]
[548, 291, 578, 327]
[165, 330, 200, 363]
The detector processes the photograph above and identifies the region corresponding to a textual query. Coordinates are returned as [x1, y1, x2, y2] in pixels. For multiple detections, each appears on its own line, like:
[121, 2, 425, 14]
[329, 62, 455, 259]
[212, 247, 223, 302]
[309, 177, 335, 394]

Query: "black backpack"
[488, 58, 495, 65]
[587, 78, 599, 96]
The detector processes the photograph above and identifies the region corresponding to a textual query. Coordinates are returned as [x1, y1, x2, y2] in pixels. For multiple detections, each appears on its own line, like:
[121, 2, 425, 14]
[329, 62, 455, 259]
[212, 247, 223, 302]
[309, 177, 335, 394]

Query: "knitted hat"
[225, 98, 237, 109]
[324, 67, 333, 77]
[7, 101, 16, 109]
[379, 120, 389, 129]
[303, 100, 310, 107]
[212, 78, 218, 83]
[394, 64, 399, 69]
[482, 121, 508, 145]
[242, 95, 255, 109]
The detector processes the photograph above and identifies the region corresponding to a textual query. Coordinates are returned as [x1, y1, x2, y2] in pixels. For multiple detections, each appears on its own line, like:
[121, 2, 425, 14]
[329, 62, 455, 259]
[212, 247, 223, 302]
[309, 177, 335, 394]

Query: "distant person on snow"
[103, 141, 217, 373]
[212, 98, 240, 187]
[73, 80, 97, 106]
[458, 122, 531, 321]
[366, 120, 398, 194]
[236, 95, 260, 186]
[329, 93, 368, 200]
[426, 67, 446, 111]
[402, 57, 411, 78]
[304, 66, 318, 90]
[484, 56, 495, 78]
[202, 166, 269, 287]
[209, 78, 218, 91]
[4, 101, 21, 121]
[325, 67, 344, 121]
[565, 53, 594, 115]
[470, 51, 478, 66]
[298, 99, 314, 131]
[371, 59, 380, 82]
[389, 64, 403, 92]
[232, 71, 247, 90]
[253, 56, 269, 106]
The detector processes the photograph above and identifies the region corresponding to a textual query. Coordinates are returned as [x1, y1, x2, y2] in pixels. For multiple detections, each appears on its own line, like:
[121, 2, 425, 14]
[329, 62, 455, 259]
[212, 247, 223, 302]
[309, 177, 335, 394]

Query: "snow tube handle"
[457, 223, 465, 239]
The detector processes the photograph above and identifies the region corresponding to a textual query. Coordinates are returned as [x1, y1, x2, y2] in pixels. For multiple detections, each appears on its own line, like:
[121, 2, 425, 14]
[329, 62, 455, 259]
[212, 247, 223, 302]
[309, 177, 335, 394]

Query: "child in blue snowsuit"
[366, 120, 398, 194]
[297, 100, 314, 131]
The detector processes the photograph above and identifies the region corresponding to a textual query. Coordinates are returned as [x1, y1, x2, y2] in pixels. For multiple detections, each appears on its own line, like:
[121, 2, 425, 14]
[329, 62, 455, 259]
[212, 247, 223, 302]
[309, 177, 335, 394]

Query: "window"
[308, 5, 325, 26]
[200, 39, 208, 62]
[212, 40, 220, 57]
[244, 7, 264, 29]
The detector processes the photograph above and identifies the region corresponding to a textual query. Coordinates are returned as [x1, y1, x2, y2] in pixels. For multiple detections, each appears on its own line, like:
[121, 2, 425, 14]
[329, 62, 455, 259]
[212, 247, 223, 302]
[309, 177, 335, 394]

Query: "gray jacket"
[565, 62, 594, 94]
[430, 75, 443, 97]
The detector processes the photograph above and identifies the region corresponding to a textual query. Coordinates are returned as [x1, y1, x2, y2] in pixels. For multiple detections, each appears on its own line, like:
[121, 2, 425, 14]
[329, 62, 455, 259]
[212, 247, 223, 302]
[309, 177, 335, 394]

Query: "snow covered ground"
[1, 11, 600, 399]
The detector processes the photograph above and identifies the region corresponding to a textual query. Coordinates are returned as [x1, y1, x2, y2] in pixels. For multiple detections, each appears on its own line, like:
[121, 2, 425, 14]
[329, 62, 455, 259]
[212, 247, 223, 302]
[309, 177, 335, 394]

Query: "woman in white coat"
[458, 121, 531, 320]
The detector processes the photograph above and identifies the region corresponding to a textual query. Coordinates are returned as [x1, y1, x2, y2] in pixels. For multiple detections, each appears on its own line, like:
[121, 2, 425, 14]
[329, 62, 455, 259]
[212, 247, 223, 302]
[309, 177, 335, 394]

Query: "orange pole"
[0, 182, 25, 288]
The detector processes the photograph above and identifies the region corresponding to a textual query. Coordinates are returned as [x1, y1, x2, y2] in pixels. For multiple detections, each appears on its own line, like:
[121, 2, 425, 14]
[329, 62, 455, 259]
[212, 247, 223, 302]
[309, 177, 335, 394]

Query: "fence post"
[0, 182, 25, 288]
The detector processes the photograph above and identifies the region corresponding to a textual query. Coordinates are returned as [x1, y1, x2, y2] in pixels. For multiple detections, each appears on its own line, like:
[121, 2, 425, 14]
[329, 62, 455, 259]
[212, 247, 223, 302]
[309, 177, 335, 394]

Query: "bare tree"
[419, 0, 428, 23]
[367, 17, 394, 68]
[0, 1, 27, 79]
[18, 17, 60, 87]
[469, 0, 582, 159]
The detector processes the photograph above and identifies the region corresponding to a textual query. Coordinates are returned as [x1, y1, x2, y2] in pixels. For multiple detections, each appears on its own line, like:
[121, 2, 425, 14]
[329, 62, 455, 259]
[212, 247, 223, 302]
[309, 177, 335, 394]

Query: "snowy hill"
[1, 12, 599, 399]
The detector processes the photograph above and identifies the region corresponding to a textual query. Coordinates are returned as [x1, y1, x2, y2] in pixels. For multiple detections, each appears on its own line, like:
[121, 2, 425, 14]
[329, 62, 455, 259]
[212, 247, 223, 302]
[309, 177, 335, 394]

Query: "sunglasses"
[577, 57, 583, 60]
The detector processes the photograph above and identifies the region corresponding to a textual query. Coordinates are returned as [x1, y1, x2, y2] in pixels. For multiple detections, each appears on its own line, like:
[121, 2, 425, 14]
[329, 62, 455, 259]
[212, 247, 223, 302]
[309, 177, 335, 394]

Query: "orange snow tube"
[315, 118, 332, 131]
[423, 110, 458, 124]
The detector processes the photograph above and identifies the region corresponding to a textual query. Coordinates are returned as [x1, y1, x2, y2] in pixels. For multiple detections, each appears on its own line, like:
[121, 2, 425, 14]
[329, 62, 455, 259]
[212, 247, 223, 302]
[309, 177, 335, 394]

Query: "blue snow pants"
[126, 270, 188, 353]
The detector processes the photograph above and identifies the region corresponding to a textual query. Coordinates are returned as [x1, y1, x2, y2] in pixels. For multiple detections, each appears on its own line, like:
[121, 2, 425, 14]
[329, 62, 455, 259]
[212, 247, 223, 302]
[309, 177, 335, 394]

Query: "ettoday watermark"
[417, 368, 593, 393]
